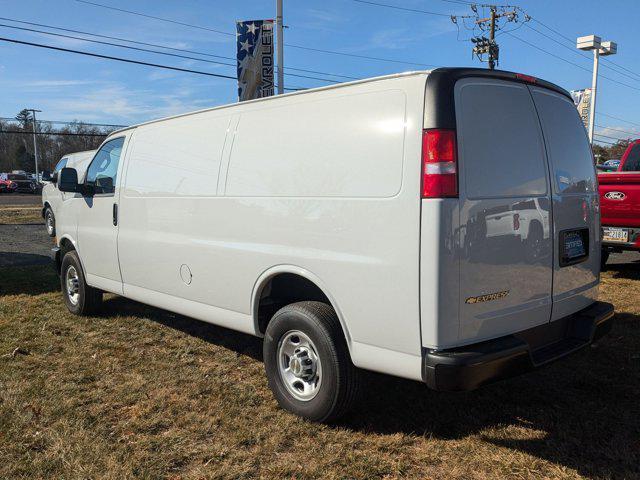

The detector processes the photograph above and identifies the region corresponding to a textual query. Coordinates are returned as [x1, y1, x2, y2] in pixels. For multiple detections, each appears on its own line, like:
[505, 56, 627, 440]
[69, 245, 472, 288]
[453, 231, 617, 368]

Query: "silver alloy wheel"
[277, 330, 322, 401]
[65, 266, 80, 305]
[46, 211, 54, 235]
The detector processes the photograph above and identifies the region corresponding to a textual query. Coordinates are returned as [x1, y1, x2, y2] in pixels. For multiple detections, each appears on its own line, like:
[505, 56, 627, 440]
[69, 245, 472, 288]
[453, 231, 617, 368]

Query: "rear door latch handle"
[113, 203, 118, 226]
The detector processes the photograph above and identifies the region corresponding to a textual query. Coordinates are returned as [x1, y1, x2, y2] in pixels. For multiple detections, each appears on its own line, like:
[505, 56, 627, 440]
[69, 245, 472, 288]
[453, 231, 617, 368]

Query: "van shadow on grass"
[103, 294, 639, 479]
[604, 260, 640, 281]
[0, 262, 59, 295]
[101, 296, 263, 361]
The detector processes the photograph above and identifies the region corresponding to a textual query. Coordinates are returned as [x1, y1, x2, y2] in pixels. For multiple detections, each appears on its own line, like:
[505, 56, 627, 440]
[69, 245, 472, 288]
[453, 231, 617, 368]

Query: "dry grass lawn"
[0, 263, 638, 479]
[0, 205, 43, 224]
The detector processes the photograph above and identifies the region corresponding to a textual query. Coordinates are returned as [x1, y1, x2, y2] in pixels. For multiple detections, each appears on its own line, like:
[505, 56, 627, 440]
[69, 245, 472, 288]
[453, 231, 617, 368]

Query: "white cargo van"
[54, 68, 613, 422]
[42, 150, 96, 237]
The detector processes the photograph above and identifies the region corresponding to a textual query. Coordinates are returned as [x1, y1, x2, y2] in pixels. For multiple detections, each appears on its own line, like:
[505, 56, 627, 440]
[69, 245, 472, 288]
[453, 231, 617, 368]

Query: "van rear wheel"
[60, 250, 102, 315]
[263, 301, 360, 422]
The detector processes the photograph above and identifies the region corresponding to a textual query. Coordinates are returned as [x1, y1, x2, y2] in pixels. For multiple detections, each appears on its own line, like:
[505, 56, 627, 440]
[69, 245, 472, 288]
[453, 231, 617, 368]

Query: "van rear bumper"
[422, 301, 614, 391]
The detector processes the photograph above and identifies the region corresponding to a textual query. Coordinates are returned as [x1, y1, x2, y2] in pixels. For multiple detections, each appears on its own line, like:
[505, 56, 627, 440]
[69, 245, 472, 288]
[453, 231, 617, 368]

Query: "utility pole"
[26, 108, 41, 180]
[276, 0, 284, 94]
[452, 5, 528, 70]
[488, 8, 496, 69]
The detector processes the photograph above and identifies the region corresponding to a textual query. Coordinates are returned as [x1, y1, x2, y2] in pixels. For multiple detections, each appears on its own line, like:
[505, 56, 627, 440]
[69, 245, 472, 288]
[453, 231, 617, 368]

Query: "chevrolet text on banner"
[570, 88, 592, 131]
[236, 20, 274, 101]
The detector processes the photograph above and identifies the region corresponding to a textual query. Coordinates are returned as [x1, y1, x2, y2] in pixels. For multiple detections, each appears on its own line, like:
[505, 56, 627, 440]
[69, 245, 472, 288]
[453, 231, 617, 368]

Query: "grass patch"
[0, 206, 43, 224]
[0, 266, 638, 479]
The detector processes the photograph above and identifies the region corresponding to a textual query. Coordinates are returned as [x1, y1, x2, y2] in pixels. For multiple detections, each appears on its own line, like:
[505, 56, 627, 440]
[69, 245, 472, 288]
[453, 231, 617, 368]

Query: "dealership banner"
[236, 20, 274, 101]
[570, 88, 592, 131]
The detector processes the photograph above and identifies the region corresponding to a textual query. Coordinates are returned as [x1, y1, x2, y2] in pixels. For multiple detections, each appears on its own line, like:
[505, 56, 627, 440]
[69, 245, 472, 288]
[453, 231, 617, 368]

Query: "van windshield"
[621, 143, 640, 171]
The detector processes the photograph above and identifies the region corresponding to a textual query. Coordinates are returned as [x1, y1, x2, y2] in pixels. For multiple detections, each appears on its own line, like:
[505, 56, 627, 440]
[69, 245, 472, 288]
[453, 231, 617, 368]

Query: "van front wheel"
[60, 251, 102, 315]
[44, 207, 55, 237]
[263, 301, 360, 422]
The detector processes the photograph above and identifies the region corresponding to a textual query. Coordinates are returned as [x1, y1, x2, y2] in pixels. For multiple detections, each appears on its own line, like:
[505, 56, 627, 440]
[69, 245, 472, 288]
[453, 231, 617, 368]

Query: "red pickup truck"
[598, 139, 640, 266]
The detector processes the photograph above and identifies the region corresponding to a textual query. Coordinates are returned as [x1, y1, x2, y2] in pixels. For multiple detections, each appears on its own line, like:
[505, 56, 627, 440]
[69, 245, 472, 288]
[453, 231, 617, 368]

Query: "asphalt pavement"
[0, 193, 42, 206]
[0, 224, 53, 267]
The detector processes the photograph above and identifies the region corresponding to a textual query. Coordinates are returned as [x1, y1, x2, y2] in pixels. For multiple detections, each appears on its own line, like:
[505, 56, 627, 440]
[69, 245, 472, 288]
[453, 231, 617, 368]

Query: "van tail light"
[422, 129, 458, 198]
[513, 213, 520, 231]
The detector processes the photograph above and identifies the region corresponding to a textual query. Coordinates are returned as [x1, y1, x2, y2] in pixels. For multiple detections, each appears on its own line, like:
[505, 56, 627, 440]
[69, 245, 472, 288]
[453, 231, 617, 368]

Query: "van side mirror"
[58, 167, 80, 193]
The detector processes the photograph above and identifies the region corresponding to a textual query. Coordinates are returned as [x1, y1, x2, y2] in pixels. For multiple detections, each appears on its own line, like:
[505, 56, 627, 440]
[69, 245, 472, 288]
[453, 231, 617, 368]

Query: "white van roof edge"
[108, 70, 433, 137]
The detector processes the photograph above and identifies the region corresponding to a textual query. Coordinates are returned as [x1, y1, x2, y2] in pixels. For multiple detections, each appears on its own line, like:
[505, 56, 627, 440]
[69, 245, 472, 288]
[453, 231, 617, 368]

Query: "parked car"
[598, 140, 640, 265]
[0, 178, 18, 193]
[6, 173, 40, 193]
[52, 68, 613, 422]
[596, 159, 620, 172]
[41, 150, 96, 237]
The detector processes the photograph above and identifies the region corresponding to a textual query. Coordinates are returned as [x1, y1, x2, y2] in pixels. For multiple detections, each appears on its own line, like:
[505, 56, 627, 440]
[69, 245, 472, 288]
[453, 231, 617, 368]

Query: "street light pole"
[26, 108, 41, 180]
[588, 48, 599, 144]
[577, 35, 617, 144]
[276, 0, 284, 94]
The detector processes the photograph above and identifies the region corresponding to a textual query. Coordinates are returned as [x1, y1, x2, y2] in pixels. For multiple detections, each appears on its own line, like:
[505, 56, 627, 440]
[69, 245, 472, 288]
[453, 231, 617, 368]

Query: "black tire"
[44, 207, 56, 237]
[60, 250, 102, 315]
[263, 301, 360, 422]
[600, 249, 610, 270]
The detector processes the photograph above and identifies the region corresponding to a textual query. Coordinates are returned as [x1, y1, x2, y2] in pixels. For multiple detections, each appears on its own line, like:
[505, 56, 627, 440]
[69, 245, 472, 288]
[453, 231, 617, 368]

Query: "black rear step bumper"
[422, 301, 614, 391]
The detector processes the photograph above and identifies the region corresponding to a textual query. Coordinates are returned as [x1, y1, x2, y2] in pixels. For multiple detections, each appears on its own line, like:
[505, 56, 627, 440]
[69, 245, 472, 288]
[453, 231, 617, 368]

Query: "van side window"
[621, 144, 640, 172]
[85, 137, 125, 194]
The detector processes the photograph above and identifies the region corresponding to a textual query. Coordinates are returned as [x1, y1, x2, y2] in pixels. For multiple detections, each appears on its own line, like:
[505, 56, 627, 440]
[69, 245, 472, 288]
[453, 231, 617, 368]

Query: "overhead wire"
[73, 0, 438, 68]
[0, 16, 358, 80]
[0, 117, 125, 127]
[0, 23, 343, 84]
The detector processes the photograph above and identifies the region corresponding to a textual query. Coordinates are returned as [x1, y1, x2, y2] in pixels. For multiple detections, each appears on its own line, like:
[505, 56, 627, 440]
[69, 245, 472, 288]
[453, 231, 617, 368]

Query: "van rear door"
[529, 87, 599, 320]
[455, 78, 553, 344]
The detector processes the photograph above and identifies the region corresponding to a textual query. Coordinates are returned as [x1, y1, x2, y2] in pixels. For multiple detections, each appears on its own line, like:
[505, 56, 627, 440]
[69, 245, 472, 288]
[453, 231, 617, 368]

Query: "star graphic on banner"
[245, 22, 258, 36]
[240, 38, 251, 53]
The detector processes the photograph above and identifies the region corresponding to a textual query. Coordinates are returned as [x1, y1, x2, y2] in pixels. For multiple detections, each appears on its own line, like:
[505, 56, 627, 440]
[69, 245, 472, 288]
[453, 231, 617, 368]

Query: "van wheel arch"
[56, 237, 80, 274]
[253, 269, 352, 354]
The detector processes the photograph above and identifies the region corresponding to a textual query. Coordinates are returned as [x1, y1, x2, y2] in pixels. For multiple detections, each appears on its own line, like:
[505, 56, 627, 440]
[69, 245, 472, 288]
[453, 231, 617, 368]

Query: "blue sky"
[1, 0, 639, 143]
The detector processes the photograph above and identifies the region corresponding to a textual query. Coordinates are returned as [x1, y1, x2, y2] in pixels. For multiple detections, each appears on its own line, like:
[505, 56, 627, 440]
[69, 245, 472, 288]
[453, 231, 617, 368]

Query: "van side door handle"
[113, 203, 118, 226]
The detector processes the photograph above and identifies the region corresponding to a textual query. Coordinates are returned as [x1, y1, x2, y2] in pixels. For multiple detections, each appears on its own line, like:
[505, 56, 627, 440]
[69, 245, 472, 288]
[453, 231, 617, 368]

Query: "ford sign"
[604, 191, 626, 201]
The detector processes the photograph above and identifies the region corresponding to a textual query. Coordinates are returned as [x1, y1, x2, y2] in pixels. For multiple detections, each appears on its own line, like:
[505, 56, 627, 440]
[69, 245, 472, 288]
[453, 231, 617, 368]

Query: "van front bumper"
[422, 301, 614, 391]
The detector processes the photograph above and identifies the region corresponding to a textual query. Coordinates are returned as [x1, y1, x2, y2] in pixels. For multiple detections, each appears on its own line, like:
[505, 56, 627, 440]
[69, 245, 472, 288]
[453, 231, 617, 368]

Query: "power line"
[0, 35, 302, 90]
[0, 117, 125, 128]
[595, 132, 632, 142]
[593, 138, 619, 146]
[529, 16, 640, 85]
[598, 112, 640, 128]
[505, 32, 640, 92]
[523, 22, 640, 84]
[0, 129, 108, 136]
[74, 0, 438, 68]
[284, 43, 438, 68]
[595, 124, 639, 137]
[0, 23, 343, 85]
[0, 16, 359, 81]
[0, 36, 240, 78]
[75, 0, 233, 36]
[351, 0, 450, 16]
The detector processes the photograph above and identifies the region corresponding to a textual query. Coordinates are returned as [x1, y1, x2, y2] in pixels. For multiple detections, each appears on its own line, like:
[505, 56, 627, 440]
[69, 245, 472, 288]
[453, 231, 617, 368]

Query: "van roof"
[109, 70, 433, 135]
[108, 67, 570, 137]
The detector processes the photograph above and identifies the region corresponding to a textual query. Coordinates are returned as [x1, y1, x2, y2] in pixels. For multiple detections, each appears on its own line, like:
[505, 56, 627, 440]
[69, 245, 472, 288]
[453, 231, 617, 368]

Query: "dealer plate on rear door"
[602, 227, 629, 243]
